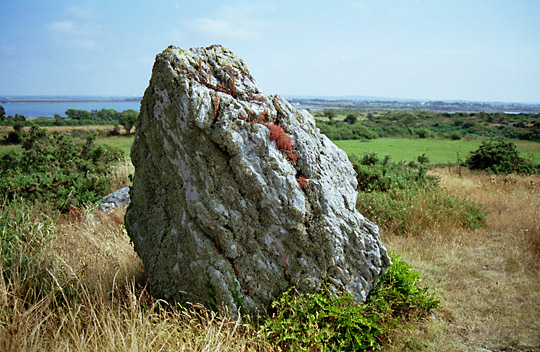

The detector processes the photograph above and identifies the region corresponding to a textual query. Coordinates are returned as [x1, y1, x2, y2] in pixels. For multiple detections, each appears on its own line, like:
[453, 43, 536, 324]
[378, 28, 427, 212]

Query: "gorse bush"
[352, 153, 435, 193]
[466, 139, 539, 175]
[351, 153, 486, 235]
[318, 121, 379, 140]
[0, 126, 123, 212]
[263, 252, 439, 351]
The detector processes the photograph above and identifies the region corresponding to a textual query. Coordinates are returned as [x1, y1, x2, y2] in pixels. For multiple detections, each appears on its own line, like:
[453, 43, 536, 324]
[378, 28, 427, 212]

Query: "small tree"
[5, 131, 21, 144]
[0, 105, 5, 121]
[13, 122, 24, 133]
[54, 114, 63, 126]
[65, 109, 90, 120]
[325, 110, 336, 121]
[119, 109, 138, 134]
[344, 114, 357, 124]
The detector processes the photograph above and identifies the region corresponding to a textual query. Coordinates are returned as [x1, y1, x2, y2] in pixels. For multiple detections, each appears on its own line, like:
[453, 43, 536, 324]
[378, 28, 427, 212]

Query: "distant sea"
[2, 100, 141, 118]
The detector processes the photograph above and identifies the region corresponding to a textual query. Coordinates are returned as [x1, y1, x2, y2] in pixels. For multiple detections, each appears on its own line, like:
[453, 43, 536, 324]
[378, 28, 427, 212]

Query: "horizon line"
[2, 94, 540, 106]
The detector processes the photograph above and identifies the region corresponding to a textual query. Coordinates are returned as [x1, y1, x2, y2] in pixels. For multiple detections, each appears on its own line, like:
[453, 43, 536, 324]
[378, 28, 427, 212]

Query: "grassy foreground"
[384, 169, 540, 351]
[1, 160, 538, 350]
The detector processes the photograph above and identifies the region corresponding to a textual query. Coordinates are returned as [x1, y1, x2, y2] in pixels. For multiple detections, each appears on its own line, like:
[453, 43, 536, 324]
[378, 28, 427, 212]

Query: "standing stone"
[125, 45, 391, 314]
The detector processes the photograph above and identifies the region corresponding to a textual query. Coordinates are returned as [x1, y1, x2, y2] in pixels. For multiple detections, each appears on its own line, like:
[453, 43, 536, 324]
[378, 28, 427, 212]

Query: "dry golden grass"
[107, 158, 135, 192]
[1, 207, 274, 351]
[383, 169, 540, 351]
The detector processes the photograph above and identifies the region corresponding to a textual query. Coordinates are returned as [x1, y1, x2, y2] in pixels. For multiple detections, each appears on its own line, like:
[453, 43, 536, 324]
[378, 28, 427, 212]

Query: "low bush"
[2, 131, 21, 144]
[351, 152, 486, 235]
[0, 126, 123, 212]
[263, 252, 439, 351]
[466, 139, 539, 175]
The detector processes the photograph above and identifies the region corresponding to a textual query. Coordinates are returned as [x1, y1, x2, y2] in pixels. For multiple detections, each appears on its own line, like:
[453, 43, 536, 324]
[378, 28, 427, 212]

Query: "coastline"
[1, 98, 141, 104]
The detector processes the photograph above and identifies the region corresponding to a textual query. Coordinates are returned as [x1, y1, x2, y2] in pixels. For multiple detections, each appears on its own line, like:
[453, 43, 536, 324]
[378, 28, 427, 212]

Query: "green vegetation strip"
[335, 138, 540, 164]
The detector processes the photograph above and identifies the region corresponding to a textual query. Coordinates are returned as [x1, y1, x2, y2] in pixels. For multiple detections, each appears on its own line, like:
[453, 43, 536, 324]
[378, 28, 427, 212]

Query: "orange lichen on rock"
[249, 95, 266, 102]
[213, 92, 219, 118]
[260, 109, 269, 122]
[261, 122, 298, 164]
[296, 176, 308, 188]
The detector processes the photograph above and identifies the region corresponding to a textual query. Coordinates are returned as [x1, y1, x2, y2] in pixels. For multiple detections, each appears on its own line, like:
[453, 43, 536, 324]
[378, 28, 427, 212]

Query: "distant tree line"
[1, 105, 138, 145]
[314, 108, 540, 142]
[0, 106, 137, 129]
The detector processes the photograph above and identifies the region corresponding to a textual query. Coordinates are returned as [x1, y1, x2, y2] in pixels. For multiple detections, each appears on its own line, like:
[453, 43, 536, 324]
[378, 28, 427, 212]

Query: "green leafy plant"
[229, 273, 245, 313]
[0, 126, 123, 212]
[466, 139, 539, 174]
[263, 252, 438, 351]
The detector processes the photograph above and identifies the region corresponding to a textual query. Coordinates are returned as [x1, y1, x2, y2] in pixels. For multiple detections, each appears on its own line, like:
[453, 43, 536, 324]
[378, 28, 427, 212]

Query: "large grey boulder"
[125, 45, 391, 313]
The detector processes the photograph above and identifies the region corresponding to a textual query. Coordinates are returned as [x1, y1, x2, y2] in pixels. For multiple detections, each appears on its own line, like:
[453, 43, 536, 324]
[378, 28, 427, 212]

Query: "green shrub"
[0, 126, 123, 212]
[351, 152, 486, 235]
[415, 128, 434, 138]
[318, 122, 378, 140]
[3, 131, 21, 144]
[351, 153, 436, 194]
[466, 139, 538, 174]
[263, 252, 439, 351]
[448, 131, 462, 140]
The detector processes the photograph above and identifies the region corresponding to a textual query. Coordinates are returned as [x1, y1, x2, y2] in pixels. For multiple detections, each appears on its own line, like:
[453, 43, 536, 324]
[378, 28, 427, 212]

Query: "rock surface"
[125, 45, 391, 313]
[100, 186, 130, 212]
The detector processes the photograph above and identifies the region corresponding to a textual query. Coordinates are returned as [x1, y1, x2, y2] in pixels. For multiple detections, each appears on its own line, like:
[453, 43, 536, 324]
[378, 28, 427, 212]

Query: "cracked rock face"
[125, 45, 391, 313]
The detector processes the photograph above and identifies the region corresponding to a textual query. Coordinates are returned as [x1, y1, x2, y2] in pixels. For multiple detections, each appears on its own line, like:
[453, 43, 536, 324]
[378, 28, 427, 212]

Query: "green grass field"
[334, 138, 540, 164]
[2, 134, 539, 165]
[95, 135, 134, 156]
[97, 135, 540, 165]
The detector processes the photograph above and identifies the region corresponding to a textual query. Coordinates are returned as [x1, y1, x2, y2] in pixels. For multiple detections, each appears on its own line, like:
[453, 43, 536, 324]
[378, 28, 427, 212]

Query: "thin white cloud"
[181, 2, 273, 41]
[46, 20, 76, 33]
[65, 4, 99, 21]
[45, 5, 104, 51]
[350, 1, 369, 15]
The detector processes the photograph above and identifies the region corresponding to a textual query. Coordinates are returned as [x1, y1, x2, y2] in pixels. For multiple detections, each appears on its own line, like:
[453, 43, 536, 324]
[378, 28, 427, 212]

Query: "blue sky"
[1, 0, 539, 103]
